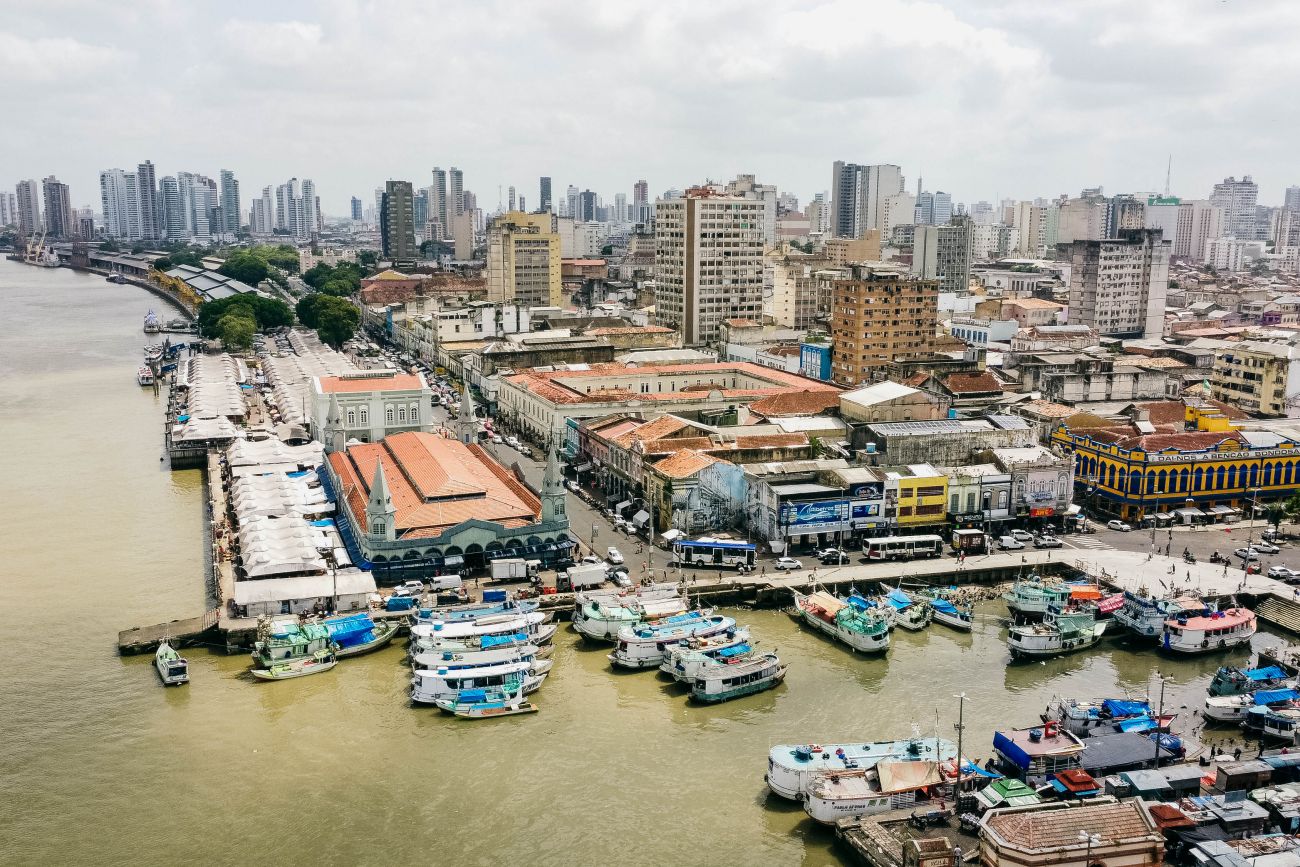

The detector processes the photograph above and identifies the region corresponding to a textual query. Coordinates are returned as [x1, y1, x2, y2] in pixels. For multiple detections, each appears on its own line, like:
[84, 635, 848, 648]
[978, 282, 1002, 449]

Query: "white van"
[998, 536, 1025, 551]
[427, 574, 464, 591]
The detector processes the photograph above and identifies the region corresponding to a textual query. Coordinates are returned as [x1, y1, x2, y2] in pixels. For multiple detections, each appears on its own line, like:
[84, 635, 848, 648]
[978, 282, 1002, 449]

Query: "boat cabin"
[992, 721, 1085, 782]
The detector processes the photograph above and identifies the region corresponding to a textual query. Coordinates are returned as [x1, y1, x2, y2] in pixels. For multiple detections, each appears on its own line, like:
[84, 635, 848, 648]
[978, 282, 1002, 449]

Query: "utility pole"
[954, 692, 967, 793]
[1153, 672, 1167, 769]
[1079, 831, 1100, 867]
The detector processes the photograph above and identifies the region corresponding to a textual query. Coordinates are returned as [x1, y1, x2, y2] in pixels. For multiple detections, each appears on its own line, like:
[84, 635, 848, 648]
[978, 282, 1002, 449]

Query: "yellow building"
[1052, 402, 1300, 521]
[883, 463, 949, 528]
[486, 211, 561, 308]
[1211, 341, 1300, 418]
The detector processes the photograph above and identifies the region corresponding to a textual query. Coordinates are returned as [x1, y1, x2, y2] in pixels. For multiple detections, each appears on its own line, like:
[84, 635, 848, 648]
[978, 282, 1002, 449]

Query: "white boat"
[690, 651, 787, 703]
[1161, 607, 1256, 654]
[1007, 609, 1106, 660]
[434, 685, 539, 718]
[607, 611, 732, 670]
[407, 630, 553, 659]
[765, 737, 957, 800]
[250, 649, 338, 681]
[154, 641, 189, 685]
[660, 629, 753, 682]
[411, 597, 542, 624]
[929, 594, 973, 631]
[803, 760, 956, 825]
[137, 367, 155, 386]
[1245, 704, 1300, 744]
[1205, 686, 1298, 724]
[880, 584, 932, 631]
[143, 310, 160, 333]
[411, 644, 553, 678]
[790, 589, 890, 654]
[1002, 576, 1072, 618]
[1051, 697, 1173, 736]
[410, 660, 547, 705]
[408, 611, 557, 646]
[574, 592, 689, 642]
[1113, 587, 1204, 639]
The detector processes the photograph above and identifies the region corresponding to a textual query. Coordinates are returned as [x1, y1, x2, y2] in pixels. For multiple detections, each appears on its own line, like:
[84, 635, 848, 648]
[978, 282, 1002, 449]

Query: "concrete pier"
[117, 609, 220, 655]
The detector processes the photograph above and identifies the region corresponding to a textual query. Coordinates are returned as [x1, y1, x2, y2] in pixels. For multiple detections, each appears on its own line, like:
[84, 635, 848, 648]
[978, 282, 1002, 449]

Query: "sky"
[3, 0, 1298, 216]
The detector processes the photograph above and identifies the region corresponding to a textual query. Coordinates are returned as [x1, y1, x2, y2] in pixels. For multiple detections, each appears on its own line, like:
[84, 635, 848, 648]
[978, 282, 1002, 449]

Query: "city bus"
[950, 529, 988, 555]
[862, 534, 945, 562]
[671, 538, 757, 572]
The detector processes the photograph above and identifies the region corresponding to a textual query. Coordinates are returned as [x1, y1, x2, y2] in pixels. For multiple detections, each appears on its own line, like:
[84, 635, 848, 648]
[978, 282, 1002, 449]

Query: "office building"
[449, 168, 463, 217]
[160, 177, 183, 238]
[1173, 199, 1222, 261]
[41, 176, 73, 238]
[539, 176, 552, 212]
[219, 170, 240, 236]
[0, 191, 17, 227]
[881, 192, 916, 238]
[413, 190, 428, 229]
[633, 179, 650, 224]
[914, 190, 952, 226]
[176, 172, 212, 243]
[250, 187, 275, 235]
[351, 196, 363, 221]
[565, 185, 579, 220]
[1211, 175, 1259, 239]
[486, 211, 561, 308]
[578, 190, 596, 222]
[381, 180, 417, 266]
[724, 173, 779, 247]
[829, 264, 939, 385]
[15, 180, 42, 234]
[912, 219, 973, 294]
[99, 169, 134, 239]
[275, 179, 299, 235]
[134, 161, 159, 240]
[613, 193, 627, 223]
[830, 162, 904, 238]
[654, 188, 766, 345]
[300, 179, 318, 238]
[1067, 228, 1170, 338]
[508, 185, 517, 212]
[429, 167, 448, 233]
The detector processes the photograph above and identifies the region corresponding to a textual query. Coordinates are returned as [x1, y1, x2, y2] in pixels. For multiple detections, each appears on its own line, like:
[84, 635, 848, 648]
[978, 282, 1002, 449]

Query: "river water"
[0, 258, 1285, 866]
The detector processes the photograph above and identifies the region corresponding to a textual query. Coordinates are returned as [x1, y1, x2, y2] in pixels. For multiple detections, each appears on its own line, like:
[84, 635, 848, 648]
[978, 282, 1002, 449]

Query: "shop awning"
[443, 555, 465, 566]
[574, 462, 593, 473]
[615, 500, 632, 514]
[1208, 505, 1238, 515]
[633, 510, 650, 527]
[1175, 507, 1206, 518]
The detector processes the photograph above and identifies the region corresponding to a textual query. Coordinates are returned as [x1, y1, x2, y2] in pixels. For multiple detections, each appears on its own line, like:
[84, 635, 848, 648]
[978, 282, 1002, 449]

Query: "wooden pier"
[117, 608, 220, 655]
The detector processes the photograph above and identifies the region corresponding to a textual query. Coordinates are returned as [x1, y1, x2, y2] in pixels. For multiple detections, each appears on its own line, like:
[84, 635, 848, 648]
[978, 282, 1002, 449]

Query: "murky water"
[0, 258, 1284, 867]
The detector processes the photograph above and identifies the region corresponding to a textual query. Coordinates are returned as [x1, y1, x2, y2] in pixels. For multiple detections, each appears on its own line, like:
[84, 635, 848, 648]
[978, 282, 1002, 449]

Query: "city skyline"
[4, 0, 1300, 214]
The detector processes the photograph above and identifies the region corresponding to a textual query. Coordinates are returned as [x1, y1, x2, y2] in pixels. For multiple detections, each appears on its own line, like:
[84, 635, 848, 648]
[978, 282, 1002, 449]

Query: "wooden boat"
[880, 584, 932, 631]
[1161, 606, 1256, 654]
[1007, 608, 1105, 660]
[1051, 697, 1173, 736]
[574, 590, 689, 642]
[790, 589, 890, 653]
[689, 651, 787, 703]
[929, 594, 973, 631]
[660, 629, 752, 682]
[434, 686, 539, 718]
[410, 660, 547, 705]
[321, 613, 399, 658]
[1208, 664, 1290, 697]
[1205, 687, 1298, 724]
[154, 641, 189, 685]
[250, 616, 335, 670]
[1113, 587, 1203, 639]
[607, 611, 732, 670]
[250, 648, 338, 681]
[765, 737, 957, 801]
[412, 597, 541, 625]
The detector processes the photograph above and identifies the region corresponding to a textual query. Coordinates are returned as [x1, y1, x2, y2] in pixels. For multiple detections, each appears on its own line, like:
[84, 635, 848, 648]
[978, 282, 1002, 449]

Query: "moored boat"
[573, 591, 688, 642]
[689, 651, 786, 703]
[1001, 575, 1072, 618]
[321, 612, 399, 658]
[929, 594, 974, 631]
[137, 366, 155, 386]
[803, 759, 958, 825]
[154, 641, 189, 685]
[407, 629, 544, 659]
[1007, 609, 1106, 660]
[1051, 697, 1171, 736]
[880, 584, 932, 631]
[251, 616, 336, 670]
[435, 686, 539, 718]
[411, 597, 541, 625]
[408, 611, 557, 647]
[790, 589, 890, 654]
[410, 660, 546, 705]
[1160, 606, 1256, 654]
[251, 648, 338, 680]
[143, 309, 160, 333]
[765, 737, 957, 800]
[411, 644, 553, 678]
[1113, 587, 1204, 639]
[1244, 704, 1300, 744]
[661, 629, 753, 682]
[608, 611, 733, 670]
[1209, 664, 1290, 697]
[1206, 687, 1299, 724]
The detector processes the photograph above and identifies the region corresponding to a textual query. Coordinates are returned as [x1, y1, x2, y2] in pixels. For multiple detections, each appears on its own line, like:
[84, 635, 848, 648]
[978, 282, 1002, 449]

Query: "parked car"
[1106, 520, 1131, 532]
[519, 446, 532, 458]
[1268, 565, 1300, 580]
[609, 569, 632, 589]
[1235, 547, 1260, 561]
[565, 480, 580, 493]
[606, 547, 625, 565]
[774, 557, 803, 571]
[817, 548, 849, 565]
[1263, 529, 1281, 542]
[581, 554, 602, 565]
[505, 436, 520, 448]
[1033, 535, 1063, 549]
[998, 536, 1025, 551]
[1010, 529, 1034, 542]
[1253, 541, 1280, 555]
[392, 580, 425, 597]
[491, 434, 504, 444]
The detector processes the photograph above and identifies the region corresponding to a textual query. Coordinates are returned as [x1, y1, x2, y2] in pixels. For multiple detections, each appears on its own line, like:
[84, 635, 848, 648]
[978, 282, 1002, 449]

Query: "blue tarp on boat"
[886, 589, 912, 610]
[288, 470, 312, 478]
[993, 731, 1031, 771]
[1117, 716, 1158, 733]
[310, 518, 334, 527]
[481, 632, 528, 648]
[483, 590, 508, 603]
[1247, 666, 1288, 681]
[847, 594, 874, 610]
[962, 762, 1002, 779]
[459, 689, 488, 703]
[1103, 699, 1151, 717]
[323, 613, 376, 647]
[1254, 688, 1299, 705]
[932, 599, 960, 616]
[716, 643, 750, 658]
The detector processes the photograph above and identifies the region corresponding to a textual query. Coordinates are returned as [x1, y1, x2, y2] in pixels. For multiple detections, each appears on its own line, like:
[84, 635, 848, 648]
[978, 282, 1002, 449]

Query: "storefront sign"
[1146, 448, 1294, 464]
[851, 502, 881, 518]
[1030, 507, 1055, 517]
[781, 500, 849, 527]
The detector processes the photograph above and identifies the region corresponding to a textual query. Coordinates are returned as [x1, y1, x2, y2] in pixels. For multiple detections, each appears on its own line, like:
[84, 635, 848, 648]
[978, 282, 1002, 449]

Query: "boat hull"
[334, 622, 399, 658]
[690, 666, 786, 703]
[450, 702, 539, 719]
[932, 610, 972, 632]
[1161, 630, 1256, 654]
[1008, 627, 1106, 660]
[794, 608, 890, 653]
[250, 658, 338, 680]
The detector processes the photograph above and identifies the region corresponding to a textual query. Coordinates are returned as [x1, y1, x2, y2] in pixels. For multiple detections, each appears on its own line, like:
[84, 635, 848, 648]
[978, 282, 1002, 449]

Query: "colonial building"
[324, 431, 572, 582]
[313, 371, 435, 447]
[979, 801, 1163, 867]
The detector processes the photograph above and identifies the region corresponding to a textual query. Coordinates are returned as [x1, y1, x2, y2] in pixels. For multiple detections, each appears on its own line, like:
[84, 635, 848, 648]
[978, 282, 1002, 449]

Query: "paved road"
[1058, 520, 1300, 577]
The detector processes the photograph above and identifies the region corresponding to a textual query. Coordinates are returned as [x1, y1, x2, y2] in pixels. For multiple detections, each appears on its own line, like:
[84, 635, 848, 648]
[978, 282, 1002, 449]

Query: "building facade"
[830, 264, 939, 385]
[381, 180, 417, 266]
[486, 211, 562, 308]
[41, 176, 73, 238]
[1211, 341, 1300, 418]
[313, 372, 436, 447]
[1210, 175, 1260, 240]
[1067, 228, 1170, 338]
[912, 219, 973, 294]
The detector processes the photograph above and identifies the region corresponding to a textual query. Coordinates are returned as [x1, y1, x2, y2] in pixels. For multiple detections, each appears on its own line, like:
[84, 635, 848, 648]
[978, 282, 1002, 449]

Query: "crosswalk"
[1065, 535, 1113, 551]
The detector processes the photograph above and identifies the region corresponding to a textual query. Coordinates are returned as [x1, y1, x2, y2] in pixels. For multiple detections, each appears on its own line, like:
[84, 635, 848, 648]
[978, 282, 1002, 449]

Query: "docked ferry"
[689, 651, 787, 703]
[765, 737, 957, 800]
[791, 589, 891, 654]
[1113, 587, 1204, 639]
[608, 612, 735, 669]
[1007, 609, 1106, 660]
[409, 659, 547, 705]
[1161, 606, 1256, 654]
[1002, 575, 1073, 618]
[137, 366, 155, 386]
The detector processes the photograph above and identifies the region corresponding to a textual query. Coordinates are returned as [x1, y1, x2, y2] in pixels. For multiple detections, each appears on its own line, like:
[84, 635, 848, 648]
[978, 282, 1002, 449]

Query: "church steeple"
[365, 458, 397, 542]
[323, 392, 345, 454]
[540, 439, 567, 526]
[453, 380, 478, 445]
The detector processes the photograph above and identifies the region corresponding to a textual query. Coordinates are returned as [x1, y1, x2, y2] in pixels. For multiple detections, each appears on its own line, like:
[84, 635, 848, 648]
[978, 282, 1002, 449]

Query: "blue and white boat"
[574, 590, 689, 642]
[1209, 664, 1290, 697]
[1206, 686, 1299, 724]
[690, 651, 786, 703]
[408, 611, 558, 648]
[434, 686, 538, 718]
[411, 643, 553, 678]
[661, 629, 753, 682]
[765, 736, 958, 800]
[608, 611, 732, 670]
[410, 659, 547, 706]
[412, 597, 541, 625]
[1113, 587, 1204, 639]
[880, 584, 931, 631]
[929, 595, 973, 632]
[320, 612, 399, 658]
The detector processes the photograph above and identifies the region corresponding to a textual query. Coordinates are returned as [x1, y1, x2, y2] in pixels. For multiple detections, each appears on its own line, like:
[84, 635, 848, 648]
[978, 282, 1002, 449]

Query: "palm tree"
[1264, 503, 1288, 534]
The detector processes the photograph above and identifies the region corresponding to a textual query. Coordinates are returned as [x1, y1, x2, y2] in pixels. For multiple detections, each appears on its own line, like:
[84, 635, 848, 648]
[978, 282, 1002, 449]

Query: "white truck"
[489, 558, 541, 583]
[562, 563, 607, 592]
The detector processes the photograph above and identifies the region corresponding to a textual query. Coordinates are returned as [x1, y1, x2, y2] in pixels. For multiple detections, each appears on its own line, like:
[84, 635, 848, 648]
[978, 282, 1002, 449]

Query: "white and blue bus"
[671, 538, 757, 572]
[863, 534, 945, 562]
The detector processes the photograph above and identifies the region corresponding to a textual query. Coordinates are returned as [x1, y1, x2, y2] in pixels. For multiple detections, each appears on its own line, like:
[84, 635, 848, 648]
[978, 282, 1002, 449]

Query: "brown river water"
[0, 258, 1283, 866]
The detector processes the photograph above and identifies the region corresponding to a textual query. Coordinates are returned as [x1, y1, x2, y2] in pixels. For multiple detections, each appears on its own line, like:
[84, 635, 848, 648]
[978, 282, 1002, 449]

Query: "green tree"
[319, 277, 355, 296]
[1287, 493, 1300, 521]
[219, 250, 269, 286]
[357, 250, 378, 267]
[1264, 503, 1288, 533]
[153, 256, 173, 271]
[100, 239, 120, 252]
[217, 312, 256, 349]
[256, 244, 300, 274]
[296, 294, 324, 328]
[312, 295, 360, 348]
[197, 295, 293, 338]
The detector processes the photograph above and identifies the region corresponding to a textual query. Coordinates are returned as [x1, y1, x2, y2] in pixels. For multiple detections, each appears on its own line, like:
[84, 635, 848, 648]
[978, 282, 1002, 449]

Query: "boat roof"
[621, 615, 730, 641]
[1166, 607, 1254, 629]
[768, 737, 956, 771]
[994, 726, 1085, 760]
[414, 660, 532, 678]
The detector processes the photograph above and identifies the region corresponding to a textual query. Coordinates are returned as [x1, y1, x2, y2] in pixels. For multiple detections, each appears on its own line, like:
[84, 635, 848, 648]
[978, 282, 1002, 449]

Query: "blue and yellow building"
[1051, 401, 1300, 521]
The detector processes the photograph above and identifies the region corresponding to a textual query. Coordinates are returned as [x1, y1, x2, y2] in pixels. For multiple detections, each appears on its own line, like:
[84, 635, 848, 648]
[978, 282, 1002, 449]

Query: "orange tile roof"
[328, 432, 539, 537]
[651, 449, 720, 479]
[985, 801, 1156, 849]
[1134, 398, 1246, 427]
[612, 415, 694, 449]
[318, 373, 424, 393]
[1086, 428, 1245, 452]
[748, 390, 841, 418]
[504, 362, 839, 407]
[1003, 298, 1063, 310]
[943, 372, 1002, 395]
[1018, 399, 1076, 418]
[902, 373, 930, 388]
[367, 269, 414, 281]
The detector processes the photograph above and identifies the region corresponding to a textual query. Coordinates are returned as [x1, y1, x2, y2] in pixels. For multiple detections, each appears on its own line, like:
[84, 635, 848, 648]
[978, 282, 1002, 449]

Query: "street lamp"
[1152, 671, 1167, 769]
[1079, 831, 1101, 867]
[953, 692, 967, 794]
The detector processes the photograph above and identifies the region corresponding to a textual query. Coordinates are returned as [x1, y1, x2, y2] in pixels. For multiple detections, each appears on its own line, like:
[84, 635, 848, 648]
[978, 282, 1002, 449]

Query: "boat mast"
[953, 692, 967, 792]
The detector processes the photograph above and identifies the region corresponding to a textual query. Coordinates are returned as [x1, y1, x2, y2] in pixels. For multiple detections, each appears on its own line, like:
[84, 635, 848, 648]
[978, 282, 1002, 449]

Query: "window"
[386, 406, 395, 425]
[346, 409, 355, 427]
[409, 404, 418, 422]
[398, 406, 407, 422]
[371, 521, 385, 536]
[359, 408, 368, 425]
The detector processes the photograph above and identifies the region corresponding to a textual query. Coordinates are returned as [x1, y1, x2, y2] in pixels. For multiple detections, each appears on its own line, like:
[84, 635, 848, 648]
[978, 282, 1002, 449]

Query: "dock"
[117, 609, 220, 655]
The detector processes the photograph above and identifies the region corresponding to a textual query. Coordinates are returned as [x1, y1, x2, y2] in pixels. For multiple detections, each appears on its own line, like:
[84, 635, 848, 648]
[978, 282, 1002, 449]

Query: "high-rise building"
[1285, 186, 1300, 213]
[486, 211, 561, 308]
[381, 180, 417, 265]
[430, 168, 448, 232]
[508, 186, 517, 212]
[41, 176, 73, 238]
[518, 196, 526, 213]
[1173, 200, 1222, 261]
[578, 190, 596, 222]
[913, 190, 952, 226]
[99, 169, 134, 239]
[613, 193, 627, 223]
[350, 197, 363, 221]
[219, 170, 240, 236]
[806, 194, 829, 235]
[1067, 228, 1170, 338]
[632, 179, 650, 224]
[724, 174, 779, 247]
[911, 218, 972, 294]
[565, 185, 578, 220]
[1210, 175, 1259, 239]
[413, 190, 429, 229]
[830, 162, 904, 238]
[251, 186, 275, 235]
[970, 201, 995, 225]
[135, 161, 158, 240]
[175, 172, 211, 243]
[300, 179, 318, 238]
[159, 177, 184, 239]
[0, 191, 17, 227]
[15, 179, 42, 234]
[449, 168, 464, 217]
[539, 177, 552, 213]
[654, 188, 766, 345]
[829, 264, 939, 385]
[275, 179, 299, 235]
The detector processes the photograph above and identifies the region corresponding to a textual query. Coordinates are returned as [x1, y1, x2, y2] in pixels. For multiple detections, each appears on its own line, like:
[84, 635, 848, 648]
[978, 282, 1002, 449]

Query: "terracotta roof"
[368, 269, 413, 281]
[504, 361, 839, 407]
[317, 373, 424, 394]
[612, 415, 694, 449]
[985, 802, 1157, 850]
[1086, 428, 1245, 452]
[1061, 411, 1115, 430]
[651, 449, 720, 479]
[942, 372, 1002, 395]
[1149, 804, 1196, 830]
[359, 285, 415, 305]
[902, 373, 930, 388]
[1133, 398, 1247, 428]
[327, 432, 540, 537]
[583, 326, 675, 336]
[1018, 400, 1075, 418]
[748, 390, 842, 418]
[1003, 298, 1063, 309]
[724, 318, 761, 327]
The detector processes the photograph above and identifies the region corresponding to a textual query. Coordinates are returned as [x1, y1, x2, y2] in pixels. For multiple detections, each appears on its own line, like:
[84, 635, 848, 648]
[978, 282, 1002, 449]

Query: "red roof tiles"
[318, 373, 424, 393]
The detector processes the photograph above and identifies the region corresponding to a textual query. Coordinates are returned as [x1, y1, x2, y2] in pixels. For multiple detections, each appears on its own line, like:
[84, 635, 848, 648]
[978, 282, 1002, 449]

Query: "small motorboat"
[155, 641, 189, 685]
[137, 367, 155, 386]
[436, 687, 539, 719]
[250, 648, 338, 681]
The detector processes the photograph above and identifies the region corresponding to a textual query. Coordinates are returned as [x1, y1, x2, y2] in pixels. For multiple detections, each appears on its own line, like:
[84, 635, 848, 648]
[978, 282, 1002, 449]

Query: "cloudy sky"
[3, 0, 1297, 215]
